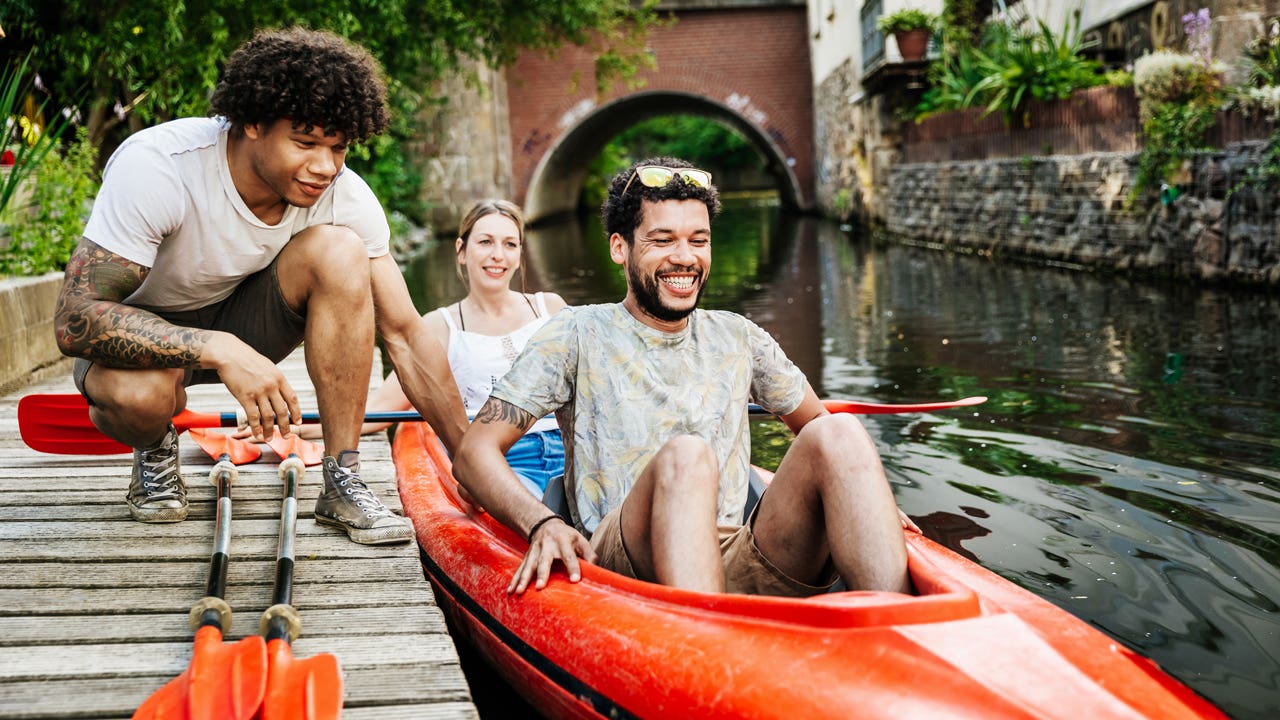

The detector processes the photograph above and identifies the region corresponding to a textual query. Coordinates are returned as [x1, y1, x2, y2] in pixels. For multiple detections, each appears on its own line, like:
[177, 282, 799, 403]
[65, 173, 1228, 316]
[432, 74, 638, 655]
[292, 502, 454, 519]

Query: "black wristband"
[527, 514, 563, 542]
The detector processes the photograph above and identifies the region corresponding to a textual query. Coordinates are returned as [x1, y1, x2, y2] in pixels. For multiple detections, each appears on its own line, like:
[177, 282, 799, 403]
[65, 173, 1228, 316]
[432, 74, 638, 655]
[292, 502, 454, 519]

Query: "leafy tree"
[0, 0, 661, 219]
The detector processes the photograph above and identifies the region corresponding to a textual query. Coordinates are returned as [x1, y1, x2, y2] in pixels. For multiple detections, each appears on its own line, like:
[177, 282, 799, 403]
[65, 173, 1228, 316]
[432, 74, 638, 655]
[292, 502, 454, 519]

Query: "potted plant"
[877, 8, 936, 62]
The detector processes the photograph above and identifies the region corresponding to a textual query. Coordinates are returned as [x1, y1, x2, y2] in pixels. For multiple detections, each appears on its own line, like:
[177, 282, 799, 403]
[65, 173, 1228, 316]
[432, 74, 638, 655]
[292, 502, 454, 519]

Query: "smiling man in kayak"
[52, 28, 466, 544]
[454, 157, 913, 596]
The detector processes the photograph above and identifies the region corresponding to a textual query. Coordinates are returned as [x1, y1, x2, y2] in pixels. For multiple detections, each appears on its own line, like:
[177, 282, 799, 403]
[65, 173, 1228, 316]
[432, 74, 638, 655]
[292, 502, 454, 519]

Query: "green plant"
[913, 11, 1104, 123]
[0, 128, 99, 275]
[877, 8, 936, 35]
[1130, 47, 1224, 201]
[1241, 19, 1280, 87]
[966, 12, 1103, 124]
[0, 53, 72, 218]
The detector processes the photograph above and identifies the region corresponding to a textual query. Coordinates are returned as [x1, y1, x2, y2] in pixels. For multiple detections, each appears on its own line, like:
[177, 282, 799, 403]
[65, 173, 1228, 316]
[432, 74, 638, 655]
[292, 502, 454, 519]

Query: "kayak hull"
[394, 422, 1225, 719]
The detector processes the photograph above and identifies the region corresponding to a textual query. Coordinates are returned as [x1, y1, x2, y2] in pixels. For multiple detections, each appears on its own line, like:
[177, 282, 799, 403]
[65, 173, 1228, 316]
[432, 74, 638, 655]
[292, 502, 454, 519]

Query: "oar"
[189, 428, 263, 465]
[264, 430, 324, 467]
[259, 455, 344, 719]
[19, 393, 989, 455]
[133, 455, 267, 719]
[750, 395, 988, 416]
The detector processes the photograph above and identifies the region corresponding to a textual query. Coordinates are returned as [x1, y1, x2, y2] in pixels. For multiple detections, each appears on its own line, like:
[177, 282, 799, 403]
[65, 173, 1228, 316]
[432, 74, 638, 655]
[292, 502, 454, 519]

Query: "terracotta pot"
[894, 28, 930, 62]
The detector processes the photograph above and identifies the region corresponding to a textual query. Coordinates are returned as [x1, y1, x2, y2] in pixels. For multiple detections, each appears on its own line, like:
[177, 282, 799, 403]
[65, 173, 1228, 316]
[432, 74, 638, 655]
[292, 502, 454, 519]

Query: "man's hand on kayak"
[509, 517, 596, 594]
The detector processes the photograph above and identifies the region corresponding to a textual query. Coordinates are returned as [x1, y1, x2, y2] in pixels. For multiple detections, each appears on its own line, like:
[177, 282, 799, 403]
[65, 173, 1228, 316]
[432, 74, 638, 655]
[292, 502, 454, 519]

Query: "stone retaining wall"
[0, 273, 69, 394]
[883, 145, 1280, 286]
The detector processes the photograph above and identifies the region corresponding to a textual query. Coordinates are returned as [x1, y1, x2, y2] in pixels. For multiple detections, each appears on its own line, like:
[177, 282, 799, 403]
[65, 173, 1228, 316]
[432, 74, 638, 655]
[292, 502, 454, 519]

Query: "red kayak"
[394, 421, 1226, 719]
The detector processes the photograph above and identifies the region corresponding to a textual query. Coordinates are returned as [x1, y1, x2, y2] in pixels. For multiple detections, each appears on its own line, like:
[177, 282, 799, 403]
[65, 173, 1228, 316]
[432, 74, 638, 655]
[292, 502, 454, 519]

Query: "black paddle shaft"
[264, 457, 301, 642]
[196, 455, 235, 630]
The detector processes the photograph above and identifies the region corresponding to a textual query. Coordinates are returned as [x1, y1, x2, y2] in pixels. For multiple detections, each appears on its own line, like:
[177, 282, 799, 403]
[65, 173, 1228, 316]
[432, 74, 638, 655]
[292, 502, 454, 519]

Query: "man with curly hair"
[453, 157, 915, 596]
[53, 28, 466, 545]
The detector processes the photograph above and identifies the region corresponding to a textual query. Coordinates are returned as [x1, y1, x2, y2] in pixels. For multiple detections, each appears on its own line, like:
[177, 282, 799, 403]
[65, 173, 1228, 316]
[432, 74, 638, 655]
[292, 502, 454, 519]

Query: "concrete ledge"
[0, 272, 67, 395]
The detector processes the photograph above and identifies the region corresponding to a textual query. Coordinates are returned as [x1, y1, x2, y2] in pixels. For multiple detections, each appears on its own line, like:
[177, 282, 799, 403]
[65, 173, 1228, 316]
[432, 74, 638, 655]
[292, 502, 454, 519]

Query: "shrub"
[1133, 50, 1222, 121]
[0, 128, 99, 275]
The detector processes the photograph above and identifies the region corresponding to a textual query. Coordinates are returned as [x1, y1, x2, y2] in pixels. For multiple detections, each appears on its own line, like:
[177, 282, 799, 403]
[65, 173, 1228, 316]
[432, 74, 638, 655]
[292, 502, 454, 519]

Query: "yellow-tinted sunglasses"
[621, 165, 713, 196]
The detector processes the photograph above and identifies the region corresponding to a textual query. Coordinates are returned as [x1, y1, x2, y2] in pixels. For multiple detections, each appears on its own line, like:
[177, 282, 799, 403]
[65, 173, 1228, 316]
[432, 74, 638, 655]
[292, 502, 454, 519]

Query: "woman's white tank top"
[437, 292, 558, 434]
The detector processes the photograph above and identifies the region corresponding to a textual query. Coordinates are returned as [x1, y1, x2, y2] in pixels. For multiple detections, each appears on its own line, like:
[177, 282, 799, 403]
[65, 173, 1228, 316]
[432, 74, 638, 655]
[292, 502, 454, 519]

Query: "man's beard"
[628, 263, 705, 323]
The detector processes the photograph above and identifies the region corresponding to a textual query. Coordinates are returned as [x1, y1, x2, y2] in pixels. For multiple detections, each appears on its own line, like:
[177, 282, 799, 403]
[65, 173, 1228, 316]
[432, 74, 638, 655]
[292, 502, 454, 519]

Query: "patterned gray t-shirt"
[490, 303, 807, 533]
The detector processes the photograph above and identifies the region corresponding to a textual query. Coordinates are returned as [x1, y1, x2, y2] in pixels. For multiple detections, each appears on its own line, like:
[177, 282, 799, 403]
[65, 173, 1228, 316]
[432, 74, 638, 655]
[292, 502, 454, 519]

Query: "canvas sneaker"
[127, 424, 187, 522]
[314, 451, 414, 545]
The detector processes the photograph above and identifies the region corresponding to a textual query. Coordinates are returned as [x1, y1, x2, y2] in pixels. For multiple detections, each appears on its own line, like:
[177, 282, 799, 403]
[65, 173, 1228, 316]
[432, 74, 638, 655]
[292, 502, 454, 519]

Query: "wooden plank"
[1, 633, 460, 681]
[0, 669, 474, 720]
[0, 558, 424, 588]
[0, 536, 414, 562]
[0, 581, 436, 615]
[0, 604, 447, 645]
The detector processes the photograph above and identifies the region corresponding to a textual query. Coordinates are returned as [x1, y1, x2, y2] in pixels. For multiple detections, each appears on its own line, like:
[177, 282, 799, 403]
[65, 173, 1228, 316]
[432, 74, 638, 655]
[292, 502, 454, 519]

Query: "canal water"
[403, 197, 1280, 719]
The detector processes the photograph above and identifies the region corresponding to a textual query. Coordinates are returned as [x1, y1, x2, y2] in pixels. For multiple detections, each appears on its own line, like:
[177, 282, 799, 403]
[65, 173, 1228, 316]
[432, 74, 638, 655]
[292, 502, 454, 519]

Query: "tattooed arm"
[454, 397, 595, 593]
[54, 238, 300, 439]
[55, 238, 207, 366]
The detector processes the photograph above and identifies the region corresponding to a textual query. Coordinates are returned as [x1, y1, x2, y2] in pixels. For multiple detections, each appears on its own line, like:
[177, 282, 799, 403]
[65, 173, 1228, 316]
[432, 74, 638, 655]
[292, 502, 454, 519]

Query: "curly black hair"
[601, 157, 722, 244]
[209, 27, 389, 143]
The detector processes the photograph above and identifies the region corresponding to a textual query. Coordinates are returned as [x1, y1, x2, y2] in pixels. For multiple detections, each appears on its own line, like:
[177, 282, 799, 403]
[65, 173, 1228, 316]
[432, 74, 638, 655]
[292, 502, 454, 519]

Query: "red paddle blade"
[18, 394, 234, 455]
[18, 394, 132, 455]
[189, 428, 263, 465]
[822, 395, 988, 415]
[265, 432, 324, 467]
[132, 626, 267, 720]
[261, 638, 344, 720]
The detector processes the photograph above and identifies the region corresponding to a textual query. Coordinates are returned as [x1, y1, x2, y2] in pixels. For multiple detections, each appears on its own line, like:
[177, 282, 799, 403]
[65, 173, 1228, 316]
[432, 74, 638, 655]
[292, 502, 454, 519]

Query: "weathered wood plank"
[1, 633, 459, 681]
[0, 558, 423, 588]
[0, 604, 446, 645]
[0, 580, 436, 616]
[0, 668, 473, 720]
[0, 536, 414, 561]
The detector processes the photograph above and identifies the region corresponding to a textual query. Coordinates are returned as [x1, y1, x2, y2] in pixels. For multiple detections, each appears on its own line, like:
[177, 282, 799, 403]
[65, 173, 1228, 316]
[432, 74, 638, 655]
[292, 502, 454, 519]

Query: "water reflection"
[402, 199, 1280, 719]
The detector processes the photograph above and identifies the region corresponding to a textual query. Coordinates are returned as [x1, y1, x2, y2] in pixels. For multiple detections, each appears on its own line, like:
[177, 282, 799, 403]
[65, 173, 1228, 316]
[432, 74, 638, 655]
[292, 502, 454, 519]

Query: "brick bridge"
[507, 0, 814, 223]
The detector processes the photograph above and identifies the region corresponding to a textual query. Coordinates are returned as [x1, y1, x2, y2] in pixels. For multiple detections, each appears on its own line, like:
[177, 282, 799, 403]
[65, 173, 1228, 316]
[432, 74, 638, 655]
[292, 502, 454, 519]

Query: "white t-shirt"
[491, 304, 807, 533]
[83, 117, 390, 312]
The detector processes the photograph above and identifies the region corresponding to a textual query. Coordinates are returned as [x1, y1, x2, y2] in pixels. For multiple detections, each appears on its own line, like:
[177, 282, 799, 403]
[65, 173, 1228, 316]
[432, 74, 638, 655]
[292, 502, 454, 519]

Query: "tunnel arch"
[523, 92, 806, 224]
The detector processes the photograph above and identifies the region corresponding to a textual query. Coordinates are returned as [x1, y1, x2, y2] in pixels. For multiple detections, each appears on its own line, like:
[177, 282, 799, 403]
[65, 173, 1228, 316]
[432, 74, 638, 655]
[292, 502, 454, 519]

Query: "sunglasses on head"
[621, 165, 713, 197]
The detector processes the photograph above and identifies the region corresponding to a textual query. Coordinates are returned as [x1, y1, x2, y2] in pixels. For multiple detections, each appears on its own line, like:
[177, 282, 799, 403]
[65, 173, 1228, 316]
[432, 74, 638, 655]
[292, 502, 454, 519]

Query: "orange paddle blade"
[132, 626, 267, 720]
[261, 638, 344, 720]
[188, 428, 263, 465]
[265, 432, 324, 467]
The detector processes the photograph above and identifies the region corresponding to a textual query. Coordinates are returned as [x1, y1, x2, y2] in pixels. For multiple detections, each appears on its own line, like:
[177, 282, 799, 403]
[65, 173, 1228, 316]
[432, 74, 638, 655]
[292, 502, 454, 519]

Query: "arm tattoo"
[474, 398, 538, 432]
[54, 238, 209, 368]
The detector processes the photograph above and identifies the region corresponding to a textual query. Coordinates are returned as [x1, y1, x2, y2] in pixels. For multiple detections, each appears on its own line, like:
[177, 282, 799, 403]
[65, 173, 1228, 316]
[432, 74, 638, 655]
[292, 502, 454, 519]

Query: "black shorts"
[73, 257, 306, 402]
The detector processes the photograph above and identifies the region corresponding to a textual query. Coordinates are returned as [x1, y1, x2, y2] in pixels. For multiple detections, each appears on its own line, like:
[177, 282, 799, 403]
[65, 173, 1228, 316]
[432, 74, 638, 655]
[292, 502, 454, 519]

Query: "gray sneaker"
[127, 424, 187, 522]
[314, 451, 414, 545]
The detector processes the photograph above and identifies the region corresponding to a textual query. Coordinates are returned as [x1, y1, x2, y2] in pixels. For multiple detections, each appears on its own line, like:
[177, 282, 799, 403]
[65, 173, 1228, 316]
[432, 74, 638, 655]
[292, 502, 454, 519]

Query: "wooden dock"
[0, 352, 478, 719]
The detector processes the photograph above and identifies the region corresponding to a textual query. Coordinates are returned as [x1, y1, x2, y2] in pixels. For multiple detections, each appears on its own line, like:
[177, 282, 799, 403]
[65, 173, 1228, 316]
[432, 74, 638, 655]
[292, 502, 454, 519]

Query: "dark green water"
[403, 198, 1280, 719]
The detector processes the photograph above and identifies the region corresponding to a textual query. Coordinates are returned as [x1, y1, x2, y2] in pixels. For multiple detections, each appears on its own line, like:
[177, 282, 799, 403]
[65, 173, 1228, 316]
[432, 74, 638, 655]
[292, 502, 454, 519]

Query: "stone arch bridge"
[506, 0, 814, 223]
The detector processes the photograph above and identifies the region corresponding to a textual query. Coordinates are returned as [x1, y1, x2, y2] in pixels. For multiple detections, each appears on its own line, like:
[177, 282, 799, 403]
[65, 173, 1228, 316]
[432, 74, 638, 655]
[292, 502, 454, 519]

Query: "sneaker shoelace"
[331, 464, 394, 520]
[138, 440, 181, 501]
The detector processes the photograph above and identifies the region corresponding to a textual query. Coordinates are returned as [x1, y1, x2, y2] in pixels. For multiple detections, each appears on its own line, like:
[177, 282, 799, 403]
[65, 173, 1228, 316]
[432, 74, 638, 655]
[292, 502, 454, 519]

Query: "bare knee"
[649, 435, 719, 497]
[793, 415, 882, 478]
[88, 368, 185, 429]
[277, 226, 371, 307]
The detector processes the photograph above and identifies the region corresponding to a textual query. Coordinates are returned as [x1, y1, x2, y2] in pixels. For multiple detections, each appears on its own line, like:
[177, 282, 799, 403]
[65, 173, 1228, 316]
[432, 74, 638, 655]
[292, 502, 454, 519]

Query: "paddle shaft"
[198, 455, 235, 630]
[262, 457, 305, 644]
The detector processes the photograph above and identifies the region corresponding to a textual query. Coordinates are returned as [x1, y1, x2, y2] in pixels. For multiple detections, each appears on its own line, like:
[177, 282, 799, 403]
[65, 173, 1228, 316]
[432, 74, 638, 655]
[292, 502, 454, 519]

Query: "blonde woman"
[306, 199, 567, 495]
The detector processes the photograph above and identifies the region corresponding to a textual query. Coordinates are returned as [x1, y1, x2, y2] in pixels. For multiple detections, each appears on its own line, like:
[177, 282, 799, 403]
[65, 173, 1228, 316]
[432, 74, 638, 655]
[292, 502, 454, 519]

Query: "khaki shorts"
[74, 257, 305, 403]
[590, 496, 837, 597]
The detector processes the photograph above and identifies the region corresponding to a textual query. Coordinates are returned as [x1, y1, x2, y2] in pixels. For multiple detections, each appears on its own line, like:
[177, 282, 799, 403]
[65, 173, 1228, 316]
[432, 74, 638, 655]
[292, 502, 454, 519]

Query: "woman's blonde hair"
[456, 199, 527, 293]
